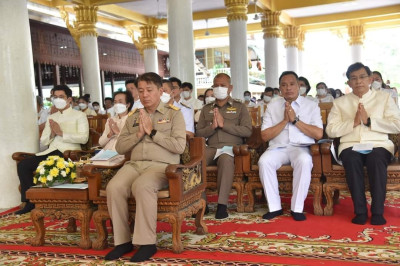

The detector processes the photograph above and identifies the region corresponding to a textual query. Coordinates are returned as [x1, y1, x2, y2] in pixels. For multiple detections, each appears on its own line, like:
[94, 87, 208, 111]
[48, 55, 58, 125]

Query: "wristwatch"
[365, 117, 371, 127]
[292, 116, 299, 125]
[149, 129, 157, 139]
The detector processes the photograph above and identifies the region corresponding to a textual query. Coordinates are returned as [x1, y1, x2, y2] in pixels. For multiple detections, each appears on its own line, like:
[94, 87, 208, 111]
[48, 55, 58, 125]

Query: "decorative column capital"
[140, 25, 158, 50]
[298, 29, 305, 51]
[74, 5, 98, 38]
[224, 0, 249, 22]
[59, 7, 81, 49]
[283, 25, 299, 48]
[261, 10, 281, 38]
[348, 24, 364, 45]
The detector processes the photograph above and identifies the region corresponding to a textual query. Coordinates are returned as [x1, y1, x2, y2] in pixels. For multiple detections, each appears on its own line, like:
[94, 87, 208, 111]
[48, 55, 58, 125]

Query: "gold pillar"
[224, 0, 249, 21]
[127, 25, 158, 57]
[261, 10, 281, 39]
[298, 29, 305, 51]
[283, 25, 299, 48]
[59, 5, 98, 49]
[348, 24, 364, 46]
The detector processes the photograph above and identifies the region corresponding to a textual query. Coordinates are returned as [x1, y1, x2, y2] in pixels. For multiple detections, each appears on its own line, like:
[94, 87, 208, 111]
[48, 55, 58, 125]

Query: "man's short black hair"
[279, 71, 299, 84]
[316, 82, 327, 89]
[244, 90, 251, 96]
[104, 97, 113, 102]
[53, 85, 72, 98]
[92, 101, 100, 106]
[113, 91, 134, 111]
[181, 82, 193, 90]
[79, 96, 89, 103]
[169, 77, 182, 88]
[264, 87, 274, 94]
[125, 79, 136, 86]
[346, 62, 371, 79]
[138, 72, 163, 89]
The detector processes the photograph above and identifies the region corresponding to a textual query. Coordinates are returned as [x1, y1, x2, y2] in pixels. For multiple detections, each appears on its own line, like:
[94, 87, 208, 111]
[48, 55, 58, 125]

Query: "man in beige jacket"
[105, 72, 186, 262]
[326, 62, 400, 225]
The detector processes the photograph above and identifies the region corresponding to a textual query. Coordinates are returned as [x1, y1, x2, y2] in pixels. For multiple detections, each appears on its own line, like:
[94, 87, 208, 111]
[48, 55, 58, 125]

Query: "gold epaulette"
[128, 108, 138, 116]
[169, 104, 180, 111]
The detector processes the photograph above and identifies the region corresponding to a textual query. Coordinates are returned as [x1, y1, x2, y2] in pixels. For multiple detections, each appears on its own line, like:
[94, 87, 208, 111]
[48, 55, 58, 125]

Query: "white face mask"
[299, 86, 307, 95]
[244, 95, 251, 101]
[93, 106, 100, 111]
[160, 92, 171, 103]
[79, 103, 87, 110]
[182, 91, 191, 99]
[205, 96, 215, 104]
[114, 103, 127, 114]
[73, 105, 80, 110]
[213, 86, 229, 100]
[317, 88, 327, 96]
[263, 96, 272, 103]
[371, 81, 382, 90]
[53, 98, 68, 110]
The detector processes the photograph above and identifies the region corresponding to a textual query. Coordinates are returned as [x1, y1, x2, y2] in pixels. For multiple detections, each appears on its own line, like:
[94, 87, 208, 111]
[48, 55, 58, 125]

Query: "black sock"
[291, 211, 306, 221]
[15, 202, 35, 215]
[130, 244, 157, 262]
[215, 204, 228, 219]
[351, 214, 367, 225]
[262, 209, 283, 220]
[371, 214, 386, 225]
[104, 241, 133, 260]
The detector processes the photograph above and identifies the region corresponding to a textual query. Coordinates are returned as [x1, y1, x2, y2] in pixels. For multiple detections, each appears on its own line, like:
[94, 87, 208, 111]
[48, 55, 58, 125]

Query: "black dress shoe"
[105, 242, 133, 260]
[215, 204, 228, 219]
[130, 244, 157, 262]
[291, 211, 306, 221]
[262, 209, 283, 220]
[15, 202, 35, 215]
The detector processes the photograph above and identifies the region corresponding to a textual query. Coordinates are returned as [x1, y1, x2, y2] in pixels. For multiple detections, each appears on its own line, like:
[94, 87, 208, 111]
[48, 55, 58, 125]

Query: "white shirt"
[174, 101, 195, 133]
[37, 107, 89, 156]
[318, 94, 334, 103]
[183, 97, 203, 111]
[132, 99, 144, 110]
[99, 114, 128, 151]
[262, 96, 323, 150]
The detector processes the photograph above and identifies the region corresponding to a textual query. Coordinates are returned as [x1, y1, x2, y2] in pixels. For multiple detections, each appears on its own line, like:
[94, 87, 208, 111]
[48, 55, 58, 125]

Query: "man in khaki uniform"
[196, 73, 252, 219]
[105, 72, 186, 262]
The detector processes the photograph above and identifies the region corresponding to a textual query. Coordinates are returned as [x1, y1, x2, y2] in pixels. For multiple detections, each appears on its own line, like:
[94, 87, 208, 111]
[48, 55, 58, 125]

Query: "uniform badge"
[157, 118, 171, 124]
[226, 107, 237, 114]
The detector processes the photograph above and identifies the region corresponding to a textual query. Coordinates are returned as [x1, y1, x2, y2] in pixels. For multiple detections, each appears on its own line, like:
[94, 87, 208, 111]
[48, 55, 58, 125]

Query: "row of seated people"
[15, 62, 400, 262]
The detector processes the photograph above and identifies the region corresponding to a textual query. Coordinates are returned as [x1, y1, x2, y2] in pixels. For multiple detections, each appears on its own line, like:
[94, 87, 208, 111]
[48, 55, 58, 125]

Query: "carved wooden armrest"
[82, 160, 126, 200]
[310, 144, 322, 174]
[63, 149, 96, 161]
[12, 152, 35, 163]
[320, 142, 334, 171]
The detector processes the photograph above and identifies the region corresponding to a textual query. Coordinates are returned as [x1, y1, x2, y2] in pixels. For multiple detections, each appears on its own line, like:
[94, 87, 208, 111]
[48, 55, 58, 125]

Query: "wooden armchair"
[82, 136, 208, 254]
[321, 135, 400, 215]
[87, 114, 108, 148]
[242, 126, 324, 215]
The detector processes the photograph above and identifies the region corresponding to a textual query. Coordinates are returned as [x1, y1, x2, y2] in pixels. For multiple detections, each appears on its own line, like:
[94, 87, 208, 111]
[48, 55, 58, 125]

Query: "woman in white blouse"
[99, 91, 134, 151]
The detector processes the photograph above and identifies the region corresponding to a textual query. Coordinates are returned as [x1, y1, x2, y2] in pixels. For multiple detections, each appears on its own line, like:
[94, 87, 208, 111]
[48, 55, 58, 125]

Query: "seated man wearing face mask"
[15, 85, 89, 215]
[196, 73, 252, 219]
[161, 80, 195, 137]
[257, 87, 275, 113]
[99, 91, 134, 151]
[181, 82, 204, 111]
[316, 82, 334, 103]
[243, 91, 256, 107]
[78, 96, 97, 116]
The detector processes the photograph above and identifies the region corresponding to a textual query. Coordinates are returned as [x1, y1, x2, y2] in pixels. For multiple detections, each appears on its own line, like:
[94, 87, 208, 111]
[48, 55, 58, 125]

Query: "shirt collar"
[213, 96, 233, 108]
[156, 100, 167, 114]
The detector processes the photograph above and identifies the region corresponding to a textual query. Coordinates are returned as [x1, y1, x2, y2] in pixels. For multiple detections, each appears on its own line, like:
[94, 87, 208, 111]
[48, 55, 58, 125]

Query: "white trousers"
[258, 145, 312, 213]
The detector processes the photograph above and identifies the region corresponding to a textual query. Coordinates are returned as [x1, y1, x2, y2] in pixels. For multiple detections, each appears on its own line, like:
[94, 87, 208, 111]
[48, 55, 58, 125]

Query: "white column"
[74, 5, 102, 105]
[167, 0, 195, 89]
[348, 24, 364, 64]
[0, 0, 37, 208]
[286, 47, 298, 72]
[262, 10, 281, 87]
[283, 25, 299, 73]
[80, 36, 101, 104]
[225, 0, 249, 99]
[144, 49, 158, 73]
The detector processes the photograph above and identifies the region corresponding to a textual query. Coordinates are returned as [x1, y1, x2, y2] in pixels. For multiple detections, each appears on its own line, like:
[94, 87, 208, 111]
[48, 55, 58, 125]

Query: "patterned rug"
[1, 191, 400, 265]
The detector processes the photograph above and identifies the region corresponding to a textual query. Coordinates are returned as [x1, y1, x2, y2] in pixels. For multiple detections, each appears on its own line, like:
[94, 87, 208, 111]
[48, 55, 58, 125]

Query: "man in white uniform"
[258, 71, 323, 221]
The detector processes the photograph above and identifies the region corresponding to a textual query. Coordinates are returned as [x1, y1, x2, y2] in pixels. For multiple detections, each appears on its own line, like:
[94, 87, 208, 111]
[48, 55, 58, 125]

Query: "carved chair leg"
[30, 209, 45, 246]
[244, 183, 256, 213]
[77, 209, 93, 250]
[333, 189, 340, 205]
[323, 185, 335, 216]
[170, 215, 183, 254]
[66, 218, 77, 233]
[195, 199, 208, 235]
[92, 210, 110, 250]
[310, 184, 323, 216]
[233, 182, 245, 213]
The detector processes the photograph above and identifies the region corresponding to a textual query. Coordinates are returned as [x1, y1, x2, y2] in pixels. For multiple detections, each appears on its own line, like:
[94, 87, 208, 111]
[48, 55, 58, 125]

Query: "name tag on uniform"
[157, 118, 170, 124]
[226, 107, 237, 114]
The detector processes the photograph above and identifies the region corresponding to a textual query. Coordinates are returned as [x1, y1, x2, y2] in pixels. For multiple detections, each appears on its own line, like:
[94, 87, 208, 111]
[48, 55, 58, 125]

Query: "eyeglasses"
[349, 75, 370, 82]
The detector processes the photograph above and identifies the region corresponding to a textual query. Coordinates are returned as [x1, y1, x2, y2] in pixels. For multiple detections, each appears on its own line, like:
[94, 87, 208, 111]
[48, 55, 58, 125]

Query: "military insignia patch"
[157, 118, 171, 124]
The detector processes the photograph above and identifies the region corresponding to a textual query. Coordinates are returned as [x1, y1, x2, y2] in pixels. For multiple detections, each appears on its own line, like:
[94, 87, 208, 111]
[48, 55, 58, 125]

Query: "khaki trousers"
[106, 161, 168, 245]
[206, 147, 234, 205]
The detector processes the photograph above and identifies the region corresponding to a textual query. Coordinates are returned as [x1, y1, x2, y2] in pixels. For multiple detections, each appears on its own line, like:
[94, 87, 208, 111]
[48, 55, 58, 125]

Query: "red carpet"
[0, 191, 400, 265]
